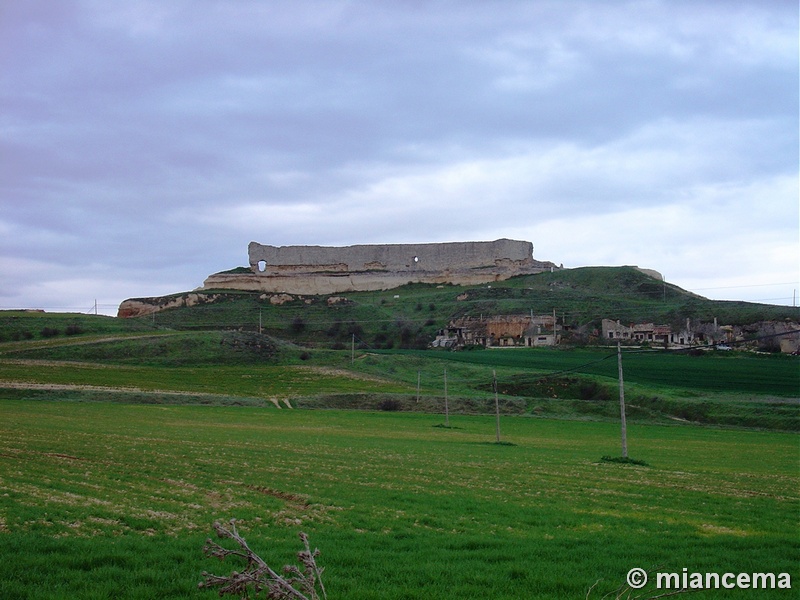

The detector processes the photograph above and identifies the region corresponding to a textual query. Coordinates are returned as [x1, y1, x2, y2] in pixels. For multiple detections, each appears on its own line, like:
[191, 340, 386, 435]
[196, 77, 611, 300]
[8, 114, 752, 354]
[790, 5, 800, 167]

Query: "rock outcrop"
[117, 293, 222, 318]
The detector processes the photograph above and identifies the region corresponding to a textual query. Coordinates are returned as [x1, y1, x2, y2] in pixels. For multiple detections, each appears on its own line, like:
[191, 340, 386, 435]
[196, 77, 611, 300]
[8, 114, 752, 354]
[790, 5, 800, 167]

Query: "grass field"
[0, 303, 797, 598]
[386, 346, 800, 397]
[0, 401, 797, 599]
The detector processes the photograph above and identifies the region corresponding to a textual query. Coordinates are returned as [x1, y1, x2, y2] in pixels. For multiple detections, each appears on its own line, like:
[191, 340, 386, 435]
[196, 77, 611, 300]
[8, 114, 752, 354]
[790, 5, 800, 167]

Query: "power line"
[689, 281, 798, 291]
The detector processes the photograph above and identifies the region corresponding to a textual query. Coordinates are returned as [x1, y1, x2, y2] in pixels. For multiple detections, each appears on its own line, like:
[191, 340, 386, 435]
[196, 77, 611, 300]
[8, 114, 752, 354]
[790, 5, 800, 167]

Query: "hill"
[1, 266, 797, 432]
[114, 266, 797, 351]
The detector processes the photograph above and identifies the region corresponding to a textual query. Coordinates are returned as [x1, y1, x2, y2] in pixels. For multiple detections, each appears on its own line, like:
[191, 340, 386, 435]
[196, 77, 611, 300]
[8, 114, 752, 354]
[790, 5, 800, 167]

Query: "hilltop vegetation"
[114, 267, 797, 351]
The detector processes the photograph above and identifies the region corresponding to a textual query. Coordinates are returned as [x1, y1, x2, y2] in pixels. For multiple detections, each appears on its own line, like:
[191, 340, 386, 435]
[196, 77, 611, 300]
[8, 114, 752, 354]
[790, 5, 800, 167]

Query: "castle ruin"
[202, 239, 560, 295]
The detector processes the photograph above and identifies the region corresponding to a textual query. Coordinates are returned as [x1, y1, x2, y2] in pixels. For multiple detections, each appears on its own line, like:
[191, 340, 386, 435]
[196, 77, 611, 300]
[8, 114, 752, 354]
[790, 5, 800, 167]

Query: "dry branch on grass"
[200, 519, 327, 600]
[200, 521, 693, 600]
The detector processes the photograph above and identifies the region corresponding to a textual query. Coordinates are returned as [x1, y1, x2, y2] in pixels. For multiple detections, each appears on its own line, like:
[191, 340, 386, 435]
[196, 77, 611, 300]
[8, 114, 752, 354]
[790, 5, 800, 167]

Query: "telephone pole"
[617, 342, 628, 458]
[493, 370, 501, 443]
[444, 368, 449, 427]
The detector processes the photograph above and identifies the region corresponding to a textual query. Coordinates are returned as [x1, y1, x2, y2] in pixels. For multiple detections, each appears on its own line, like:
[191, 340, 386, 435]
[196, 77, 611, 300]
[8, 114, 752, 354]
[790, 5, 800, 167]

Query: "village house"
[598, 318, 800, 349]
[432, 314, 559, 349]
[434, 315, 798, 352]
[602, 318, 708, 347]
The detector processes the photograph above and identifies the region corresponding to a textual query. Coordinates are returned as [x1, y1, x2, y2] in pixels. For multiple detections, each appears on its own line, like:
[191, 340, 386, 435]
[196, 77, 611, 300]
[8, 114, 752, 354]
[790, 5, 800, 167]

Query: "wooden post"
[617, 342, 628, 458]
[493, 370, 501, 443]
[444, 368, 449, 427]
[416, 370, 421, 404]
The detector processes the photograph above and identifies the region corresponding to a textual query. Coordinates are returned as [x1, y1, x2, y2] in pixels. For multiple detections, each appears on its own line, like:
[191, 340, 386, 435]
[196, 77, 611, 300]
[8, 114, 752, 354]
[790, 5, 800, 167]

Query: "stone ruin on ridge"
[116, 239, 561, 317]
[202, 238, 561, 295]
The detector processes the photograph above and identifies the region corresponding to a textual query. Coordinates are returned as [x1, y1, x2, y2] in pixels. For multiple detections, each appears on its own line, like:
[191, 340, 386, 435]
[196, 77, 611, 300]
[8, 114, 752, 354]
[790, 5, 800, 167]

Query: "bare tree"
[200, 519, 327, 600]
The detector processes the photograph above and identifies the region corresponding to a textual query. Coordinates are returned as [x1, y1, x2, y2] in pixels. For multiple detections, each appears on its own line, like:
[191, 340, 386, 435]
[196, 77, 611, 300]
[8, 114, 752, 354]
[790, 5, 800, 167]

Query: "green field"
[0, 402, 797, 599]
[0, 285, 797, 598]
[390, 346, 800, 397]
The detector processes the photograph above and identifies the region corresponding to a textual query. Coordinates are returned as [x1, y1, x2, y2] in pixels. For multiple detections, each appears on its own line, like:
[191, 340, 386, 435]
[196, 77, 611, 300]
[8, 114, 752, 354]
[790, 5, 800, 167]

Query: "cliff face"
[117, 293, 224, 318]
[204, 239, 560, 295]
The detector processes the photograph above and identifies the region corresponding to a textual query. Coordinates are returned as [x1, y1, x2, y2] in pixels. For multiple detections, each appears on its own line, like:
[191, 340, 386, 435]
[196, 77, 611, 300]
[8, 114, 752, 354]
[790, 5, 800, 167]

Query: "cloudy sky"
[2, 1, 798, 315]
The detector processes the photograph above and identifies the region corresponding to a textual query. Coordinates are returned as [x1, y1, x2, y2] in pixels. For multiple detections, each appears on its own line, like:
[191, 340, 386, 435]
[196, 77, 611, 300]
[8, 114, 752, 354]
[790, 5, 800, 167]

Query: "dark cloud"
[1, 0, 797, 312]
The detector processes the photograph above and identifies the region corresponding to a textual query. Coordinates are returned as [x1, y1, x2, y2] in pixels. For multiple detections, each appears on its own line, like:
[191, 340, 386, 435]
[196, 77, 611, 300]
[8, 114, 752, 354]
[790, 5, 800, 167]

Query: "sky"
[2, 0, 798, 316]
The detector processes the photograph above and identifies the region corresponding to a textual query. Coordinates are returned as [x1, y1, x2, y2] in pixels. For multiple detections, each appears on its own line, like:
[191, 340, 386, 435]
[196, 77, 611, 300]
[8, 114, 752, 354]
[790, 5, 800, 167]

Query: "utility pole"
[259, 309, 262, 334]
[444, 368, 449, 427]
[493, 370, 501, 443]
[617, 342, 628, 458]
[552, 308, 557, 346]
[351, 334, 355, 364]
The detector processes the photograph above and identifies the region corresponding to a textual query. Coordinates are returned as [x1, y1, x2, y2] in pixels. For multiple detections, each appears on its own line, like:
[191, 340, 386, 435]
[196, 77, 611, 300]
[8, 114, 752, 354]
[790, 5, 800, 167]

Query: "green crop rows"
[0, 402, 797, 599]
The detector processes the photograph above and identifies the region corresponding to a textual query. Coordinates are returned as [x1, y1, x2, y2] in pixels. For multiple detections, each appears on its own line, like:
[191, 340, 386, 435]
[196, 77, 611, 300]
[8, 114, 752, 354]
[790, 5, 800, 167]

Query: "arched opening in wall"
[257, 260, 267, 273]
[412, 256, 419, 264]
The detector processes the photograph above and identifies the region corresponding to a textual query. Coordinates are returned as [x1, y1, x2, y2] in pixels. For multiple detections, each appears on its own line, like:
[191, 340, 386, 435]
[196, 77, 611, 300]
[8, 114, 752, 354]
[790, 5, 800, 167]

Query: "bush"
[578, 380, 611, 401]
[289, 316, 306, 334]
[40, 327, 59, 338]
[378, 398, 402, 411]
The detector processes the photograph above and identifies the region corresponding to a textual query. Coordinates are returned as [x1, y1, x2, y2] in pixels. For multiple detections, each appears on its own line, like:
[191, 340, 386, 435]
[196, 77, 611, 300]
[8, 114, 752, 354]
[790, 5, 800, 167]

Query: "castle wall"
[248, 238, 536, 274]
[202, 239, 559, 295]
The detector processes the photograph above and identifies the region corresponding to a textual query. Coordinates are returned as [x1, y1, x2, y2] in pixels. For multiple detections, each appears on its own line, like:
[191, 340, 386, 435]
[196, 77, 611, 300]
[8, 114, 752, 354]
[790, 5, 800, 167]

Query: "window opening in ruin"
[413, 256, 419, 263]
[257, 260, 267, 272]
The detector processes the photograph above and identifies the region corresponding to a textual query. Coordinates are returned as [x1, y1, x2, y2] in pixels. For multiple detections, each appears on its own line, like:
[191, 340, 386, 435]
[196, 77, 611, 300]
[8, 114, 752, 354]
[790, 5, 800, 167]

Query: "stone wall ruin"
[202, 238, 560, 295]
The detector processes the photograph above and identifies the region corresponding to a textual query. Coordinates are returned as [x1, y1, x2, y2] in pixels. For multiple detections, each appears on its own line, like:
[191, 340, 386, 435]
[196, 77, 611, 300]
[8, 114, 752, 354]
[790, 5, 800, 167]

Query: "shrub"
[40, 327, 59, 338]
[378, 398, 402, 411]
[289, 316, 306, 334]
